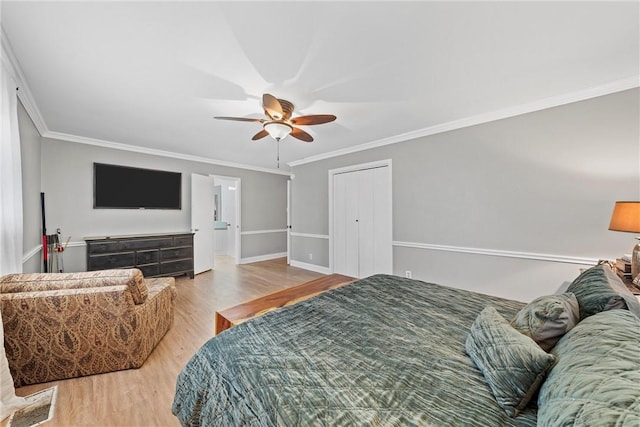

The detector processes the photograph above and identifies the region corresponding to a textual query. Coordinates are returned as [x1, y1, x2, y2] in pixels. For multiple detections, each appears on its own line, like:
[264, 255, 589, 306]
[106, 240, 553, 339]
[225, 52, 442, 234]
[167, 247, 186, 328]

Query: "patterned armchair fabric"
[0, 269, 176, 387]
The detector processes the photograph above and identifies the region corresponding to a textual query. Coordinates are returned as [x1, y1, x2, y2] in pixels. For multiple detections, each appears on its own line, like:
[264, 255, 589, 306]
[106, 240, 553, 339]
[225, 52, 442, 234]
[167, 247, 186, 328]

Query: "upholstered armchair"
[0, 269, 176, 387]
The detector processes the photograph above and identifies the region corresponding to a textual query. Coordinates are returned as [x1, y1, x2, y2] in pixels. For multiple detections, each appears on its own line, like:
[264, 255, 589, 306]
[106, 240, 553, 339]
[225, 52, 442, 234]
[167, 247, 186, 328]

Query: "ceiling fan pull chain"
[277, 140, 280, 168]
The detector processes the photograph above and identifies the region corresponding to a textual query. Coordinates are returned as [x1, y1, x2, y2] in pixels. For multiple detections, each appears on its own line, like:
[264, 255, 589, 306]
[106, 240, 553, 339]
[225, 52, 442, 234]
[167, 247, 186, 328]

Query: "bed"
[172, 267, 640, 426]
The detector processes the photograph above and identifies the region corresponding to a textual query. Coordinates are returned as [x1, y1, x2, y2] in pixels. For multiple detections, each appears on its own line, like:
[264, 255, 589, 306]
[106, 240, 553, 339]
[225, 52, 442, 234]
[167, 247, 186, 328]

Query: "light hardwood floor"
[6, 257, 323, 427]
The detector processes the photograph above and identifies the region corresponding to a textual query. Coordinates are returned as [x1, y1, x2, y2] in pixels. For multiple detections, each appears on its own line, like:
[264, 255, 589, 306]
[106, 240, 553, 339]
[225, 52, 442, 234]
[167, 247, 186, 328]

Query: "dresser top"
[84, 232, 193, 241]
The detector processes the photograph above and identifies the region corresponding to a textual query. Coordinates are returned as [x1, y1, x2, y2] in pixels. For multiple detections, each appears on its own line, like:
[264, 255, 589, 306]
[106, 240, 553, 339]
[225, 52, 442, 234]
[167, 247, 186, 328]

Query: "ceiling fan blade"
[214, 116, 265, 123]
[251, 129, 269, 141]
[263, 93, 284, 120]
[290, 127, 314, 143]
[290, 114, 337, 126]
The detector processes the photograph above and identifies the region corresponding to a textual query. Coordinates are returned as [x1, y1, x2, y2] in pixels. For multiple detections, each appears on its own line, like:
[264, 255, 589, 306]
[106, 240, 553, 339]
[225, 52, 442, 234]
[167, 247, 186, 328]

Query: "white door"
[213, 175, 241, 264]
[191, 173, 215, 274]
[333, 171, 361, 277]
[358, 167, 392, 277]
[332, 164, 392, 278]
[232, 180, 241, 263]
[357, 169, 375, 277]
[287, 179, 291, 264]
[222, 183, 236, 257]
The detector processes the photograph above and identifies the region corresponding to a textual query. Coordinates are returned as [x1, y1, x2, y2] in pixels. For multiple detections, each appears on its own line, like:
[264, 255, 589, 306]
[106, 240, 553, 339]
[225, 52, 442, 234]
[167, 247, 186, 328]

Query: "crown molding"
[42, 131, 292, 176]
[288, 76, 640, 168]
[1, 26, 48, 135]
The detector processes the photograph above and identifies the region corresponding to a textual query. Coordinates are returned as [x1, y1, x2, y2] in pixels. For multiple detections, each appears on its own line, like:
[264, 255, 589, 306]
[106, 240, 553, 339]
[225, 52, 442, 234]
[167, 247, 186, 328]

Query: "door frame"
[328, 159, 392, 275]
[212, 175, 242, 264]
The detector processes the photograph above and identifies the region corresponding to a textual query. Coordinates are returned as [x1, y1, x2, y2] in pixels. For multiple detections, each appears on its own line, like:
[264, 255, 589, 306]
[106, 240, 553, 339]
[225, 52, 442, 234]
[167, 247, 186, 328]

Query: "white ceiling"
[2, 1, 639, 172]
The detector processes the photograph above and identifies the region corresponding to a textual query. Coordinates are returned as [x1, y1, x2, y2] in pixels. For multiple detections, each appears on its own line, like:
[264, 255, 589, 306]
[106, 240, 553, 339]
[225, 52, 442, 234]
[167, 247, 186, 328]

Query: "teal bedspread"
[172, 274, 536, 426]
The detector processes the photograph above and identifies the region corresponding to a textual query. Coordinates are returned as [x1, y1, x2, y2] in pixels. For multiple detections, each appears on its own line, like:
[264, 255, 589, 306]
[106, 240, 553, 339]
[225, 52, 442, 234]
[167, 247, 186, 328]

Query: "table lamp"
[608, 201, 640, 280]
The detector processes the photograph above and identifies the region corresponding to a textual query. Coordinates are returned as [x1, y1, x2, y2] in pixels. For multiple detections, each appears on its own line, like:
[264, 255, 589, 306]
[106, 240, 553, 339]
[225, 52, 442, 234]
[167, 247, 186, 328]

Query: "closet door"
[332, 165, 392, 278]
[333, 172, 360, 277]
[358, 167, 392, 277]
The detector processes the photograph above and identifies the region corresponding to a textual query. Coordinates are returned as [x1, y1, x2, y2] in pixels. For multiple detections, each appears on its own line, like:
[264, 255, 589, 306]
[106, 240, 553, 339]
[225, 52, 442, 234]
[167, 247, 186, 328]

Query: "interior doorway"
[212, 175, 241, 265]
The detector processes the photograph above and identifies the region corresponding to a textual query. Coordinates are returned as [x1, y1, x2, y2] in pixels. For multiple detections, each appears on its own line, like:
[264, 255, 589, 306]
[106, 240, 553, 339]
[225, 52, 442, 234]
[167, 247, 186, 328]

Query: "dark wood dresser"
[85, 232, 194, 278]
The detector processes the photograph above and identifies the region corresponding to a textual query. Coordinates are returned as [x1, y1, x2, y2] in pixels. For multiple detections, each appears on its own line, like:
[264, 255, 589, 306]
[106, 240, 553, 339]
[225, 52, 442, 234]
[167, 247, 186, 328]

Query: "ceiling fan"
[214, 94, 336, 143]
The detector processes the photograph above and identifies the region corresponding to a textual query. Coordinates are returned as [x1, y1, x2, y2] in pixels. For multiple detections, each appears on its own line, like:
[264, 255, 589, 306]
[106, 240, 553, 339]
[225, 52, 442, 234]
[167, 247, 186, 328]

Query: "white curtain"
[0, 60, 27, 420]
[0, 61, 23, 275]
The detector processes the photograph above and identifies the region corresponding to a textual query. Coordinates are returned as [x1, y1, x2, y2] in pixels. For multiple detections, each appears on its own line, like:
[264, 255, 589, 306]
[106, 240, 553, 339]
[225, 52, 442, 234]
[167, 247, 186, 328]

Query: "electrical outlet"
[405, 270, 412, 279]
[308, 253, 313, 260]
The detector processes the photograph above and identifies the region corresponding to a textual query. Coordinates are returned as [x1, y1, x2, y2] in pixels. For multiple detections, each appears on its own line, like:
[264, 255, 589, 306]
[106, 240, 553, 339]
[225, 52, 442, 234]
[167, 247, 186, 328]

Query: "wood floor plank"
[3, 257, 323, 426]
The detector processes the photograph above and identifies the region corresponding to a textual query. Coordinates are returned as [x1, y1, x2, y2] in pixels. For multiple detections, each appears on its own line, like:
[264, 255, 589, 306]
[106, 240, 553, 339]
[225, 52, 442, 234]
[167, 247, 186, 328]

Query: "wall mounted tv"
[93, 163, 182, 209]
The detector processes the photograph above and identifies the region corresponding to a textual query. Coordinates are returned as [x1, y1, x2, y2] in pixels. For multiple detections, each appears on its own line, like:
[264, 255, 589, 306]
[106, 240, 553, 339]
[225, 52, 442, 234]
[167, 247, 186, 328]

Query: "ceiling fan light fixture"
[264, 121, 292, 141]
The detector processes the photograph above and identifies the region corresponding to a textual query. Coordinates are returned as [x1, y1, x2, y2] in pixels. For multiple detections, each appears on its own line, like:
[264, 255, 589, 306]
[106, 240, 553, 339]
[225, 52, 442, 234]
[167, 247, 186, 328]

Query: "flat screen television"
[93, 163, 182, 209]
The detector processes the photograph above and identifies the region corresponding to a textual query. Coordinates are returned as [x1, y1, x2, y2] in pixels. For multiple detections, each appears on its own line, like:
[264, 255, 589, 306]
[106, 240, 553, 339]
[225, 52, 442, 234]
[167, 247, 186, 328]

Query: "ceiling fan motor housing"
[267, 98, 294, 120]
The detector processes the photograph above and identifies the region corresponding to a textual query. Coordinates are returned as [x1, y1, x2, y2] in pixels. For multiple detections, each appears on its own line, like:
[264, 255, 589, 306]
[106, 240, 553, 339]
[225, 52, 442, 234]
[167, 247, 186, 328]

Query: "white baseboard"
[289, 260, 331, 275]
[240, 252, 287, 264]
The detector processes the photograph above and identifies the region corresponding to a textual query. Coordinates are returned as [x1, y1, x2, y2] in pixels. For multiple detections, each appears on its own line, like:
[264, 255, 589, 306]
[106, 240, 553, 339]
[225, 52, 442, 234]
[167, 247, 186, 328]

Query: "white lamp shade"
[264, 122, 292, 141]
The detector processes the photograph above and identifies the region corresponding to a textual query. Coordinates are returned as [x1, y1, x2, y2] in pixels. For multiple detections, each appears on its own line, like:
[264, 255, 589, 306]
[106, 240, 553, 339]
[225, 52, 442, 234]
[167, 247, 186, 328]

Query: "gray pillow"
[538, 309, 640, 425]
[511, 293, 579, 351]
[465, 306, 556, 417]
[566, 264, 640, 320]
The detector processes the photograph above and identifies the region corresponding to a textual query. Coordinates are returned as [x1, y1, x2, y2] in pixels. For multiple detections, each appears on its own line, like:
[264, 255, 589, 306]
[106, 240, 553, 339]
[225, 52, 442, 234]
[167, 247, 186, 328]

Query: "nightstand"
[613, 266, 640, 296]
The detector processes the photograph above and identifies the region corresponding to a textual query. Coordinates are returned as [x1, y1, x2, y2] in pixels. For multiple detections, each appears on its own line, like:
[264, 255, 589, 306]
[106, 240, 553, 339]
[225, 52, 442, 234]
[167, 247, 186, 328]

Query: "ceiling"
[2, 1, 639, 173]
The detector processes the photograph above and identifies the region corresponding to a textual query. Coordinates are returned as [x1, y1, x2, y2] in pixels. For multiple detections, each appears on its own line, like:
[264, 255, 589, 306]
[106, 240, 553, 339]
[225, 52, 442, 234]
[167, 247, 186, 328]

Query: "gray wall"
[18, 126, 289, 272]
[291, 89, 640, 301]
[18, 101, 42, 273]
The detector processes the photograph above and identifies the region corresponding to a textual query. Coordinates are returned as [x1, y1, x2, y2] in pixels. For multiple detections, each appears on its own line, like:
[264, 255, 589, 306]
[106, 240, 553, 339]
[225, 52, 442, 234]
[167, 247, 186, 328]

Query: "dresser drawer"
[160, 247, 193, 261]
[173, 235, 193, 247]
[89, 252, 135, 270]
[137, 250, 159, 265]
[160, 259, 193, 275]
[137, 263, 160, 278]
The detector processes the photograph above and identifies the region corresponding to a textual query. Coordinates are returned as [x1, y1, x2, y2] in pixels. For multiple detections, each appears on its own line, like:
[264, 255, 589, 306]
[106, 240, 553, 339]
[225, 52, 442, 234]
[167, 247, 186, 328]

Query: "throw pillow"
[511, 293, 579, 351]
[566, 264, 640, 320]
[465, 306, 556, 417]
[537, 310, 640, 426]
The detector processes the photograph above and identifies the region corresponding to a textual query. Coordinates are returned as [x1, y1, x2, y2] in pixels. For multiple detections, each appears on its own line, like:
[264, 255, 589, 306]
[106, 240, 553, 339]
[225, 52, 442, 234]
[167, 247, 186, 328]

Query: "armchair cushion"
[0, 269, 148, 304]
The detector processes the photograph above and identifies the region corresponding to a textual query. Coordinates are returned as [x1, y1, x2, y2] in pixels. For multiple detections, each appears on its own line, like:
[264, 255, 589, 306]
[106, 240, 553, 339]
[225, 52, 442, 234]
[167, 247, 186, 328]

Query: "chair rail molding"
[393, 241, 599, 266]
[290, 232, 329, 240]
[241, 229, 287, 236]
[22, 240, 86, 264]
